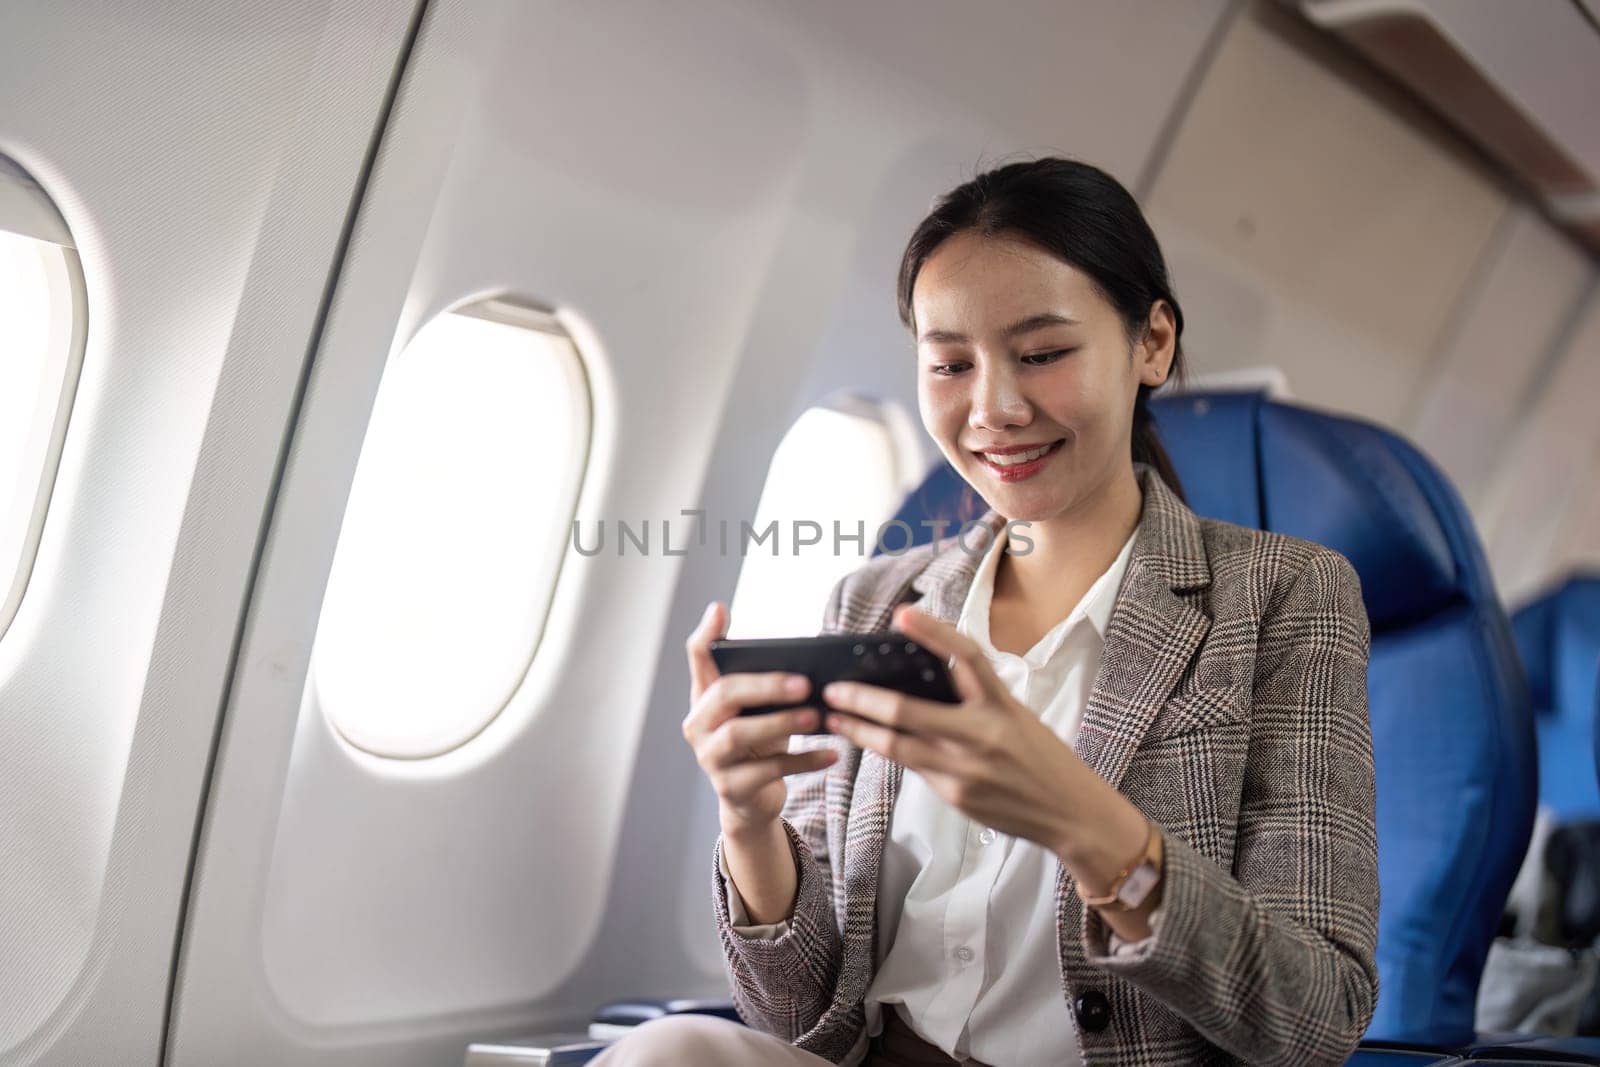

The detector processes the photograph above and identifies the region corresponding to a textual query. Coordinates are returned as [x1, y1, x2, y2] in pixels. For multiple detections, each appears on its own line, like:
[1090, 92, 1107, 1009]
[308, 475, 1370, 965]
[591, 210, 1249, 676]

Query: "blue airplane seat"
[1148, 392, 1537, 1046]
[880, 461, 983, 550]
[1512, 575, 1600, 821]
[883, 391, 1538, 1048]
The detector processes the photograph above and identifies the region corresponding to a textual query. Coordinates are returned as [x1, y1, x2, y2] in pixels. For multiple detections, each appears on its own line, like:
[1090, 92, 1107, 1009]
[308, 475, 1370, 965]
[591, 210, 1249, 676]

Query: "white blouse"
[723, 526, 1151, 1066]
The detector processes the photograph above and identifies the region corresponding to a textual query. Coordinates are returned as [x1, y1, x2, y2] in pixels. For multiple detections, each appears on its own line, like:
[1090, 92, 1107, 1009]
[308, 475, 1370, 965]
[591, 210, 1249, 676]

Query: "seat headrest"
[1513, 575, 1600, 717]
[1151, 392, 1463, 631]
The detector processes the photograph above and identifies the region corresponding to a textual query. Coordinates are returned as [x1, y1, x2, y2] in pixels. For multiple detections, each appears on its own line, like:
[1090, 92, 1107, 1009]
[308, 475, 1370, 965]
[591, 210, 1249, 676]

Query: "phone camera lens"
[878, 642, 893, 655]
[852, 643, 865, 656]
[904, 641, 917, 654]
[921, 667, 936, 683]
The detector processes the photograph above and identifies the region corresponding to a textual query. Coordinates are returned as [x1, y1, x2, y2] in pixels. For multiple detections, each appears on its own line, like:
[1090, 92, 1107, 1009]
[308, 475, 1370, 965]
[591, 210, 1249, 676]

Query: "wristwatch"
[1077, 820, 1164, 913]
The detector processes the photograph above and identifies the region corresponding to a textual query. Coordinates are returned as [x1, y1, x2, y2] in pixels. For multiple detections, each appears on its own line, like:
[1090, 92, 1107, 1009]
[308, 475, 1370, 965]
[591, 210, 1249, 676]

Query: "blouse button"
[954, 946, 974, 963]
[977, 827, 997, 845]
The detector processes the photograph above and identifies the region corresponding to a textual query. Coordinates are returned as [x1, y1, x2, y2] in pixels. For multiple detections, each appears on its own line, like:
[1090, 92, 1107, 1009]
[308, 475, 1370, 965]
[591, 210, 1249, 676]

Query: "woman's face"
[912, 231, 1174, 523]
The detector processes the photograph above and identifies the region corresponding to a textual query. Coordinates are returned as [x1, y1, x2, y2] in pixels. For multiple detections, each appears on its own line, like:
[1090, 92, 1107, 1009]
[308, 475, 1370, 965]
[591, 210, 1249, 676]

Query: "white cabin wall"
[1553, 458, 1600, 582]
[1408, 206, 1593, 519]
[0, 3, 418, 1064]
[1146, 1, 1510, 427]
[1479, 297, 1600, 603]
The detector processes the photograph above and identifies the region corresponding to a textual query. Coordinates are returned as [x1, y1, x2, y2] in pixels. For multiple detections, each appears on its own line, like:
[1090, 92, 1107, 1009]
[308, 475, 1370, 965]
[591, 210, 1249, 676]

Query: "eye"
[1021, 348, 1074, 366]
[927, 361, 971, 377]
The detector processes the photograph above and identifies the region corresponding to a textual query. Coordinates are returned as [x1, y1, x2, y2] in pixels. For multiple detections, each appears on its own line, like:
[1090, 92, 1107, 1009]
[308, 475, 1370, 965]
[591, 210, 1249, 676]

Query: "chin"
[994, 498, 1071, 525]
[965, 475, 1072, 524]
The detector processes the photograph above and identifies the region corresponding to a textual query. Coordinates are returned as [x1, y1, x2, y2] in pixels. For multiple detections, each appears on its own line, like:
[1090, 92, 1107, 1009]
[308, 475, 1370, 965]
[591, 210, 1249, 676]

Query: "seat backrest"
[1512, 575, 1600, 821]
[1153, 392, 1536, 1045]
[886, 392, 1537, 1045]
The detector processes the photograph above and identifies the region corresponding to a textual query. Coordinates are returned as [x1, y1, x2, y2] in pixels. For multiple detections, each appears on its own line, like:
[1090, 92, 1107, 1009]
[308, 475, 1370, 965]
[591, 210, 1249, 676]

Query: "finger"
[821, 680, 972, 740]
[916, 767, 980, 816]
[947, 654, 1002, 711]
[720, 748, 839, 796]
[684, 671, 809, 741]
[825, 711, 958, 773]
[685, 601, 727, 699]
[893, 605, 1004, 704]
[891, 604, 979, 657]
[704, 708, 822, 769]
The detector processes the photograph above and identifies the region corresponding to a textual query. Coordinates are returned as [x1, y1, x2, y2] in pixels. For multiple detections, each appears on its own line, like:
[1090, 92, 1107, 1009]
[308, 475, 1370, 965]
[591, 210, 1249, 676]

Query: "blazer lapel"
[1073, 467, 1211, 790]
[907, 514, 1002, 625]
[1073, 571, 1209, 791]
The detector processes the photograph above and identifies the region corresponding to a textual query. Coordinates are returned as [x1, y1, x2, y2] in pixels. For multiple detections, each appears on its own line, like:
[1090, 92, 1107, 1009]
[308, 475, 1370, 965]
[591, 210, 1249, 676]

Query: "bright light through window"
[728, 401, 919, 639]
[0, 159, 84, 641]
[313, 300, 591, 759]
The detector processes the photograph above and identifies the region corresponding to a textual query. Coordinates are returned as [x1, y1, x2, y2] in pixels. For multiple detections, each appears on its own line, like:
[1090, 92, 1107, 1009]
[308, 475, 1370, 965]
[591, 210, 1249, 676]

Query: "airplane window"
[0, 157, 85, 641]
[728, 398, 922, 639]
[312, 299, 591, 759]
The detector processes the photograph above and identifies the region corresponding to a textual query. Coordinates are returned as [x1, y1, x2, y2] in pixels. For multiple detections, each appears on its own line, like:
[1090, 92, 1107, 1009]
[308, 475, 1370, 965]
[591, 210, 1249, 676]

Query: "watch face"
[1115, 861, 1160, 909]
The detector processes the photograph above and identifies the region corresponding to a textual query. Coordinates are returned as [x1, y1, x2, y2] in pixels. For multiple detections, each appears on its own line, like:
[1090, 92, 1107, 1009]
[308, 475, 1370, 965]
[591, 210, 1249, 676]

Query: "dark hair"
[896, 156, 1187, 504]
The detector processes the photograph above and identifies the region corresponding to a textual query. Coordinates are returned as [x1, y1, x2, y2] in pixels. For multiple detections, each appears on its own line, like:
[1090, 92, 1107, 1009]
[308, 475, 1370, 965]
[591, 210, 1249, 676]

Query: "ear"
[1136, 299, 1178, 388]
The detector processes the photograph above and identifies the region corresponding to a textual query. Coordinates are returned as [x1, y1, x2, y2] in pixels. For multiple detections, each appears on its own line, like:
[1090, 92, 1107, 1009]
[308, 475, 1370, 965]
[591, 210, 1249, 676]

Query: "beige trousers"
[588, 1015, 835, 1066]
[588, 1008, 987, 1066]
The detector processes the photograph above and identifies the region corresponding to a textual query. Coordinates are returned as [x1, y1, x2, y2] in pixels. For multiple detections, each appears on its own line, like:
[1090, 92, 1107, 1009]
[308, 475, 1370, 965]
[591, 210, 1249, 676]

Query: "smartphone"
[708, 631, 959, 734]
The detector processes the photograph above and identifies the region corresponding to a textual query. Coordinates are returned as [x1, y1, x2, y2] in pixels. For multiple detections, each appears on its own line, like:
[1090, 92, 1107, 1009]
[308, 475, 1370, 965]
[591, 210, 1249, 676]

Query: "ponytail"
[1132, 385, 1187, 505]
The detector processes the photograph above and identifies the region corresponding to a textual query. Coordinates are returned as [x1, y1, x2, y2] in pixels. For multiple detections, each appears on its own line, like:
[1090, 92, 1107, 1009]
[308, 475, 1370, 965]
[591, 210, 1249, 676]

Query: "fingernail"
[823, 682, 843, 702]
[785, 676, 808, 697]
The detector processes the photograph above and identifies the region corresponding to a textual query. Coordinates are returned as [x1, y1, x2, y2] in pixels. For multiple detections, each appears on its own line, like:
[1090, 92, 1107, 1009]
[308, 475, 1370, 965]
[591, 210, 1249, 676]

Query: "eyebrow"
[917, 312, 1080, 345]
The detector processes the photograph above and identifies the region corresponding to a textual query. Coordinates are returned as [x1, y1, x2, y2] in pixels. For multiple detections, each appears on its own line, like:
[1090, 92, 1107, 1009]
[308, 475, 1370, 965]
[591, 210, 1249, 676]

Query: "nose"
[968, 360, 1031, 432]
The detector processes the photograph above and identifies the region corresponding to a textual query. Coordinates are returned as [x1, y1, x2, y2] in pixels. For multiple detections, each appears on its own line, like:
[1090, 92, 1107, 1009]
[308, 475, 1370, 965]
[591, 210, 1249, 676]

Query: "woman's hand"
[822, 605, 1155, 922]
[681, 601, 838, 839]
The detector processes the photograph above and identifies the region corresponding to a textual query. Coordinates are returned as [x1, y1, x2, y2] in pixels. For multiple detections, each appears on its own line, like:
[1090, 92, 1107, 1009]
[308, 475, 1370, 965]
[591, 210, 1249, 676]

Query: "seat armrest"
[1352, 1033, 1600, 1064]
[464, 1032, 610, 1065]
[588, 997, 741, 1039]
[1458, 1036, 1600, 1063]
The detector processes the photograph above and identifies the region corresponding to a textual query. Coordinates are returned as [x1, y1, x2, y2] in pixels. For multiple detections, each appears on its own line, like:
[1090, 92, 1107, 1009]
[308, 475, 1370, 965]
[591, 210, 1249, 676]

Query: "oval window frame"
[311, 295, 594, 759]
[0, 156, 88, 643]
[727, 393, 925, 640]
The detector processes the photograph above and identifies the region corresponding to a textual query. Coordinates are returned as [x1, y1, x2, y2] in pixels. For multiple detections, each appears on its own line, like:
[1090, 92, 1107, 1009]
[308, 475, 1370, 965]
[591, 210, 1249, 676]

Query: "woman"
[598, 158, 1378, 1066]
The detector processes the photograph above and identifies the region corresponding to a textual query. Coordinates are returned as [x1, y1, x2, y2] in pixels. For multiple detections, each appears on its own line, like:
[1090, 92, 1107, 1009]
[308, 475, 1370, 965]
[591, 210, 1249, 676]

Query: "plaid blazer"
[712, 463, 1379, 1066]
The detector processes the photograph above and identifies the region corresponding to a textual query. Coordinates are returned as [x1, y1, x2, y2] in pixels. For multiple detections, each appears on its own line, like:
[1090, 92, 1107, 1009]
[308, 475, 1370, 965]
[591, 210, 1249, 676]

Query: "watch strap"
[1077, 820, 1163, 913]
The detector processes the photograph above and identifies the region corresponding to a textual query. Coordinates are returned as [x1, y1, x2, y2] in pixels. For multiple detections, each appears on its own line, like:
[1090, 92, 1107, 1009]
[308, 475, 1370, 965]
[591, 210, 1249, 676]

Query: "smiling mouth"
[975, 443, 1058, 466]
[972, 439, 1065, 481]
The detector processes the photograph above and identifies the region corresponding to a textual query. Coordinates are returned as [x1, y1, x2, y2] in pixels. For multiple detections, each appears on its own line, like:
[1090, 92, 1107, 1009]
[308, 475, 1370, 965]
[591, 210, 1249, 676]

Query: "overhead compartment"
[1292, 0, 1600, 250]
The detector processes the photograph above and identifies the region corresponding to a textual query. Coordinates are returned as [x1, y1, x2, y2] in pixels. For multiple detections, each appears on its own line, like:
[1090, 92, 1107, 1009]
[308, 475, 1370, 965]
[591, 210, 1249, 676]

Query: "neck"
[997, 461, 1143, 597]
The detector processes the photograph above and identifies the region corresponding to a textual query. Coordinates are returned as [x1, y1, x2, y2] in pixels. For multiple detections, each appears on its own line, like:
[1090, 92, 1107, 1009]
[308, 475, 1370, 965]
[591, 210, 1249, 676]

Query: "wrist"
[1056, 796, 1155, 896]
[719, 808, 785, 849]
[1047, 744, 1104, 865]
[1078, 820, 1164, 913]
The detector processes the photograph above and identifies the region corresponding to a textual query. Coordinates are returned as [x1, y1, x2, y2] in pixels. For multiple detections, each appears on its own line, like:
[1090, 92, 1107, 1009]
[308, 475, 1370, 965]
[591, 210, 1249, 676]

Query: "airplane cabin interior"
[2, 1, 1600, 1064]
